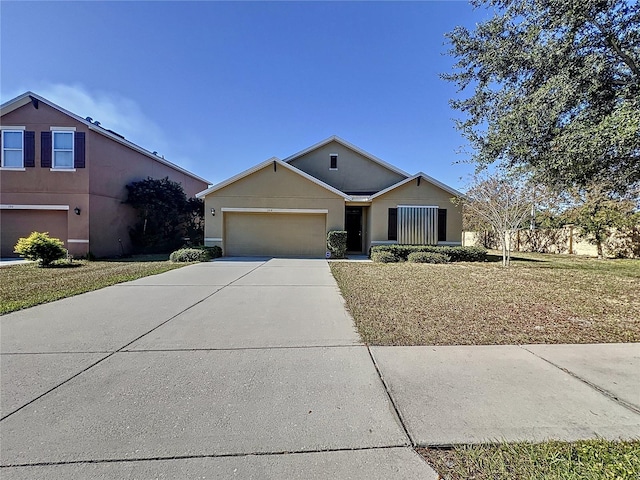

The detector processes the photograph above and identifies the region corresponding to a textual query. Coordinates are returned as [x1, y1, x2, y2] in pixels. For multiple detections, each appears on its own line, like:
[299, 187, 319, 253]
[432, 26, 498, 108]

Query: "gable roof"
[0, 91, 210, 184]
[371, 172, 464, 199]
[283, 135, 410, 178]
[196, 157, 352, 200]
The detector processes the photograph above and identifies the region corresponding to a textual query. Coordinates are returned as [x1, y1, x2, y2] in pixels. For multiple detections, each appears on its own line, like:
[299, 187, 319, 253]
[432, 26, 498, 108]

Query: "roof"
[371, 172, 464, 199]
[196, 157, 352, 200]
[0, 91, 210, 185]
[283, 135, 411, 178]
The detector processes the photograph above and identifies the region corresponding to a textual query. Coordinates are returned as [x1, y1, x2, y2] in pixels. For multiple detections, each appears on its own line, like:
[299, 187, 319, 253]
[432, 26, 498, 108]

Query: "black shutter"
[388, 208, 397, 241]
[74, 132, 86, 168]
[438, 209, 447, 242]
[41, 132, 52, 168]
[24, 131, 36, 167]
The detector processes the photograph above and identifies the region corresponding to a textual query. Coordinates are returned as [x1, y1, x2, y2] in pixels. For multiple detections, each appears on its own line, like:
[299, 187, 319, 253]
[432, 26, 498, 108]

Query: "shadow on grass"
[102, 254, 170, 263]
[47, 262, 83, 269]
[485, 254, 545, 263]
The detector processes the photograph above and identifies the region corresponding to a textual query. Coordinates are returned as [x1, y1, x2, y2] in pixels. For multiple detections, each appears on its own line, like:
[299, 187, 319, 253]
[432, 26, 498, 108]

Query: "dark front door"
[345, 207, 363, 252]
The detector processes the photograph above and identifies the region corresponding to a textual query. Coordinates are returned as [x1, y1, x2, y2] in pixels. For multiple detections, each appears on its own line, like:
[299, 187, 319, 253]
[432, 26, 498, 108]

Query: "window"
[388, 208, 397, 241]
[53, 131, 74, 168]
[438, 209, 447, 242]
[330, 154, 338, 170]
[2, 130, 24, 168]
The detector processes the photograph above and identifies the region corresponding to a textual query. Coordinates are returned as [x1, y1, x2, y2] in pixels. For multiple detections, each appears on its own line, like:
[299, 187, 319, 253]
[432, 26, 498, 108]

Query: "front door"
[345, 207, 362, 252]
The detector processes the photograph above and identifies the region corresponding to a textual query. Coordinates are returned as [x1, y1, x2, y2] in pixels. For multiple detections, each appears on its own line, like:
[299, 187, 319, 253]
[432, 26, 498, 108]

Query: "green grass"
[0, 256, 188, 314]
[330, 252, 640, 345]
[420, 439, 640, 480]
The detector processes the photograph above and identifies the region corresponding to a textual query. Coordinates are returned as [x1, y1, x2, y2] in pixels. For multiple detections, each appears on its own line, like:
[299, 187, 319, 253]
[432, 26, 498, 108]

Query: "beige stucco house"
[0, 92, 209, 258]
[197, 136, 463, 257]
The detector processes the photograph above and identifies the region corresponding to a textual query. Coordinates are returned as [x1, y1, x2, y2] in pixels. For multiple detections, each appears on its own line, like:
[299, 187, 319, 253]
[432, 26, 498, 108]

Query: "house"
[197, 136, 463, 257]
[0, 92, 209, 258]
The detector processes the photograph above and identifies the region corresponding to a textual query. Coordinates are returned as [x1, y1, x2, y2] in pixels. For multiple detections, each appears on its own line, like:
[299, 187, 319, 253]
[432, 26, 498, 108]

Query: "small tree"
[563, 182, 639, 258]
[458, 173, 533, 266]
[125, 177, 203, 252]
[14, 232, 66, 267]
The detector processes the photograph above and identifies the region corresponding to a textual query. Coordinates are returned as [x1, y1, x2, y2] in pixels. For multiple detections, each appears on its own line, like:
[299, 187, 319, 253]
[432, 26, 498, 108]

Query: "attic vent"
[330, 154, 338, 170]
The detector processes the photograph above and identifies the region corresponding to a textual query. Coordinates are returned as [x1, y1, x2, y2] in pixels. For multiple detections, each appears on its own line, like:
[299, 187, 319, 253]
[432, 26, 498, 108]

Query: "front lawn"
[420, 440, 640, 480]
[0, 256, 187, 315]
[330, 252, 640, 345]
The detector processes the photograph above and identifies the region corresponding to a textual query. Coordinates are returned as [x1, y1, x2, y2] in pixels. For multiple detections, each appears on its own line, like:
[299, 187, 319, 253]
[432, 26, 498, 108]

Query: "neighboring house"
[197, 136, 463, 257]
[0, 92, 209, 258]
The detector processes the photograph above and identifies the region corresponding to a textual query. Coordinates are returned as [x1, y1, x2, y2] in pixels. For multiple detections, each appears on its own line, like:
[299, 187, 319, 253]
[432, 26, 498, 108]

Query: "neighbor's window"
[438, 208, 447, 242]
[388, 207, 397, 241]
[52, 131, 74, 168]
[2, 130, 24, 168]
[330, 154, 338, 170]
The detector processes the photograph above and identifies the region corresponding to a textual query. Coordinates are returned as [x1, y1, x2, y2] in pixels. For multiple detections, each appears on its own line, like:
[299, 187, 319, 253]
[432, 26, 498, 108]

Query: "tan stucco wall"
[203, 163, 345, 250]
[288, 140, 405, 194]
[369, 178, 462, 249]
[2, 101, 208, 257]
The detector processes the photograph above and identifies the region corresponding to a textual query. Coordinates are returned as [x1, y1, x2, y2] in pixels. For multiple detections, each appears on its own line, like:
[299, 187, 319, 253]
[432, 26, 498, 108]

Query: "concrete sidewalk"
[1, 258, 638, 479]
[0, 259, 436, 479]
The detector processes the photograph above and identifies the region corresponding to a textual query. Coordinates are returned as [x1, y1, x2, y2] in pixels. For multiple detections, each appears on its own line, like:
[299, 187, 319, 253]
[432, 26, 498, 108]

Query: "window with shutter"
[1, 130, 24, 168]
[74, 132, 86, 168]
[52, 131, 74, 168]
[438, 209, 447, 242]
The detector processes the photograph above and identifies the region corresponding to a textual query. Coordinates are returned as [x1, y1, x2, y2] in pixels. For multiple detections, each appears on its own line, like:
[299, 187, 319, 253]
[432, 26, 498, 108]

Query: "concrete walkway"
[1, 259, 639, 478]
[0, 259, 436, 479]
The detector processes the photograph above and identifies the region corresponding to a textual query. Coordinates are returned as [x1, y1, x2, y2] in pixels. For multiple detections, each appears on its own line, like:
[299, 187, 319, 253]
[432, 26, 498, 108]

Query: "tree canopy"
[444, 0, 640, 192]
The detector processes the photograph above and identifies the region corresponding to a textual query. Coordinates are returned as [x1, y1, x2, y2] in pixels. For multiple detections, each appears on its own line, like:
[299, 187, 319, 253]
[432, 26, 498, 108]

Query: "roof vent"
[85, 117, 93, 123]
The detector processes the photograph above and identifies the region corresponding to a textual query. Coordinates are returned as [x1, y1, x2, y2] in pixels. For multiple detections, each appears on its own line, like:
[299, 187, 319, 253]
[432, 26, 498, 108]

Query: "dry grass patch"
[0, 256, 187, 314]
[419, 440, 640, 480]
[330, 253, 640, 345]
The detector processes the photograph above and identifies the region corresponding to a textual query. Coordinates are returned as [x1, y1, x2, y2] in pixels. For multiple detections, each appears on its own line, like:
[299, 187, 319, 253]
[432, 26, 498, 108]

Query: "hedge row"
[170, 245, 222, 263]
[370, 245, 487, 262]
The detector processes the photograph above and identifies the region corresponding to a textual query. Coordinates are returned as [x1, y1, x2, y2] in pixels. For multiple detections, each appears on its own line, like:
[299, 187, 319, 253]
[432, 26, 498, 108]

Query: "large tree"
[444, 0, 640, 192]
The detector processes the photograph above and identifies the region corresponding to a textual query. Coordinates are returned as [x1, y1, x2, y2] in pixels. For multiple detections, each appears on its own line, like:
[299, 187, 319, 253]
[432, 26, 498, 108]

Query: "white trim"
[1, 204, 69, 210]
[0, 167, 26, 172]
[204, 237, 223, 242]
[283, 135, 410, 178]
[221, 208, 328, 214]
[371, 173, 464, 200]
[371, 240, 398, 245]
[50, 126, 76, 131]
[67, 239, 89, 243]
[52, 130, 74, 169]
[0, 92, 210, 185]
[438, 241, 462, 246]
[196, 158, 351, 200]
[329, 168, 338, 171]
[0, 126, 25, 130]
[397, 205, 439, 208]
[1, 129, 24, 168]
[50, 168, 77, 172]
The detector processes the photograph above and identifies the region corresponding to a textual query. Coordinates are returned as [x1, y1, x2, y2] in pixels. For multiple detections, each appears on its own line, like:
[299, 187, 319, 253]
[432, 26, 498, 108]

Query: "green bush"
[195, 245, 222, 259]
[407, 251, 450, 263]
[169, 248, 212, 263]
[14, 232, 67, 267]
[371, 251, 398, 263]
[370, 245, 487, 262]
[327, 230, 348, 258]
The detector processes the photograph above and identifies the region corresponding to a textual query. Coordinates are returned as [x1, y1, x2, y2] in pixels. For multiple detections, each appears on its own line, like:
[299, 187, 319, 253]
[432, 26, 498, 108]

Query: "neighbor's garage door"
[1, 209, 68, 257]
[224, 212, 326, 257]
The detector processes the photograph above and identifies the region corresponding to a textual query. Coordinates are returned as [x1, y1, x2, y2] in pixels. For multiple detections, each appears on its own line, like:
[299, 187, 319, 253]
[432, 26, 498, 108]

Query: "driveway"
[0, 259, 437, 479]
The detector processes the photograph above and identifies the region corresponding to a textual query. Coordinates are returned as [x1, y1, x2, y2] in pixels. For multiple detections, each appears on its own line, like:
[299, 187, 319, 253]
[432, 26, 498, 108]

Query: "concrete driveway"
[0, 259, 436, 479]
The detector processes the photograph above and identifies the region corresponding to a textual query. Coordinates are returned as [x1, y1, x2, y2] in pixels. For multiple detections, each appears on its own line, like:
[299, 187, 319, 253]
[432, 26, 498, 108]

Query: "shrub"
[371, 251, 398, 263]
[407, 252, 450, 264]
[169, 248, 211, 263]
[14, 232, 67, 267]
[196, 245, 222, 259]
[327, 231, 348, 258]
[370, 245, 487, 262]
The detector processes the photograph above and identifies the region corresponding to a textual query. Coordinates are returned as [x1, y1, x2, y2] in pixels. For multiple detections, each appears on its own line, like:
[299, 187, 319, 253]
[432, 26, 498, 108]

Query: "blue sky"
[1, 1, 490, 191]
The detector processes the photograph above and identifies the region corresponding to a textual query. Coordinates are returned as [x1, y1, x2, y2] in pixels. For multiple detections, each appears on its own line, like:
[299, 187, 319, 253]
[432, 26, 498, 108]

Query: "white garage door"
[1, 209, 68, 257]
[224, 212, 327, 257]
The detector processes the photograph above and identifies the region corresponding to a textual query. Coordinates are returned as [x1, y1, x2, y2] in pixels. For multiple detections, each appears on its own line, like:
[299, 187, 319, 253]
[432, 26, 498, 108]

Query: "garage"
[1, 209, 68, 257]
[224, 210, 327, 257]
